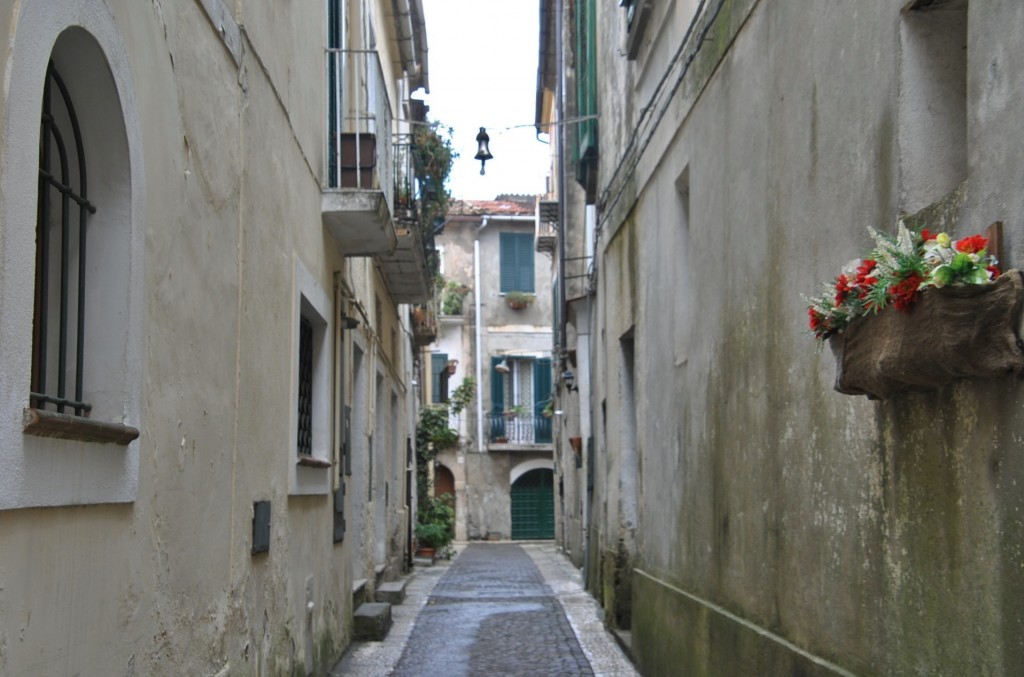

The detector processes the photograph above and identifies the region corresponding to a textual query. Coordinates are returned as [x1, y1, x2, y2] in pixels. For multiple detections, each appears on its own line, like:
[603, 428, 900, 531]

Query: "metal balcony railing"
[488, 413, 553, 445]
[325, 49, 393, 212]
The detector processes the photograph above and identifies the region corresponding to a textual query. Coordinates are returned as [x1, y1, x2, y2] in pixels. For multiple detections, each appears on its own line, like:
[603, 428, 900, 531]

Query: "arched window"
[32, 61, 96, 417]
[0, 3, 145, 509]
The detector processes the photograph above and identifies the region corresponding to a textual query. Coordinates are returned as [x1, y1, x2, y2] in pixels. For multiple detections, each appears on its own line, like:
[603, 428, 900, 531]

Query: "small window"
[499, 232, 536, 293]
[620, 0, 652, 60]
[32, 62, 96, 419]
[292, 258, 332, 494]
[297, 316, 314, 456]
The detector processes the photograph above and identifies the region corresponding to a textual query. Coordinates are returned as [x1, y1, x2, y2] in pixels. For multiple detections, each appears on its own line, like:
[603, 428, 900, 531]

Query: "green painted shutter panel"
[431, 353, 448, 404]
[500, 233, 536, 293]
[533, 358, 552, 443]
[490, 356, 505, 440]
[500, 233, 516, 292]
[518, 234, 535, 292]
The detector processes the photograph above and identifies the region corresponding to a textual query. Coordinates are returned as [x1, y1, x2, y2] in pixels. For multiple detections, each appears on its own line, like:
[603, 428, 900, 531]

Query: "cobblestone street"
[332, 543, 638, 677]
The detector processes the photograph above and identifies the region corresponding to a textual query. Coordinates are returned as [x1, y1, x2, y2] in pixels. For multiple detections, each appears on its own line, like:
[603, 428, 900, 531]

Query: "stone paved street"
[331, 543, 638, 677]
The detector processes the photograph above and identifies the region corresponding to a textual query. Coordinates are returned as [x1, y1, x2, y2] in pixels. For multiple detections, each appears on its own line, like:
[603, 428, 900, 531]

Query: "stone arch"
[510, 457, 554, 486]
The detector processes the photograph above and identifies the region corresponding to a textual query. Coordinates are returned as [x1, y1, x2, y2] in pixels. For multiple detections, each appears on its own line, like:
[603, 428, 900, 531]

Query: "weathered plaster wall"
[0, 0, 414, 674]
[581, 0, 1024, 674]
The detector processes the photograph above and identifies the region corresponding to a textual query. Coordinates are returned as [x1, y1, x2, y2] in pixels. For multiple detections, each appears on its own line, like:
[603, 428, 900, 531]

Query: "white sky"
[420, 0, 550, 201]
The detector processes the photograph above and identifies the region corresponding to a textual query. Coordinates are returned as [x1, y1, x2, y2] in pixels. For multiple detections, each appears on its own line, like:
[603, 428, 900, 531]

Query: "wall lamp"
[562, 369, 577, 391]
[495, 358, 511, 374]
[341, 315, 360, 330]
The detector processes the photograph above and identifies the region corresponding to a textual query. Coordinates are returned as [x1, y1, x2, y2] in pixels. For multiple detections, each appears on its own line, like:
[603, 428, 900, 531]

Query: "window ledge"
[23, 407, 139, 445]
[296, 454, 332, 469]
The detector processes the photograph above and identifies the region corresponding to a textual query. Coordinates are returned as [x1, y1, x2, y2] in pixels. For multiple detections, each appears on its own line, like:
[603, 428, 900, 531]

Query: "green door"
[510, 469, 555, 540]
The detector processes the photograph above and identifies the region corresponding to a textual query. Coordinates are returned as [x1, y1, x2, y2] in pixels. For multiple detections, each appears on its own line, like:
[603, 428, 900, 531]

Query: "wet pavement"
[331, 542, 638, 677]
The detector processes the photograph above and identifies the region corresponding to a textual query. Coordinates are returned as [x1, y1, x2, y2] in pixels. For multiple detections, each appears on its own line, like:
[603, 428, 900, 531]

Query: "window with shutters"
[489, 356, 552, 445]
[500, 232, 536, 293]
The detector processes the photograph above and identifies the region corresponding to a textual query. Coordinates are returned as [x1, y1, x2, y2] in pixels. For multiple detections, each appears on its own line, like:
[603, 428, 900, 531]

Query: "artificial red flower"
[858, 276, 878, 298]
[891, 272, 923, 313]
[855, 259, 877, 285]
[956, 234, 988, 254]
[808, 307, 823, 331]
[988, 264, 1001, 278]
[834, 274, 851, 305]
[920, 228, 937, 242]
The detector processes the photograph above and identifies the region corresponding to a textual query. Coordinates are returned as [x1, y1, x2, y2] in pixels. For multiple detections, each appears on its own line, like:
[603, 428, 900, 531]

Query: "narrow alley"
[332, 543, 637, 677]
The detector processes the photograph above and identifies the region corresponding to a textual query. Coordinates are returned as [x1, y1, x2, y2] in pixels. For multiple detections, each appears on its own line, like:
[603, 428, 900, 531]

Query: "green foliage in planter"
[415, 493, 454, 549]
[505, 290, 535, 307]
[413, 122, 457, 231]
[441, 280, 470, 315]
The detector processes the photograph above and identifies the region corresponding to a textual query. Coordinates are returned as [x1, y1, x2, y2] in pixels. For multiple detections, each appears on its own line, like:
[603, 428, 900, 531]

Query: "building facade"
[421, 198, 556, 543]
[541, 0, 1024, 674]
[0, 0, 435, 674]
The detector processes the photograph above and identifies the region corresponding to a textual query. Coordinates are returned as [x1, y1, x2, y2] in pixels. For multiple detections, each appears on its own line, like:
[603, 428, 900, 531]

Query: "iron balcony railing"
[325, 49, 393, 210]
[488, 413, 553, 445]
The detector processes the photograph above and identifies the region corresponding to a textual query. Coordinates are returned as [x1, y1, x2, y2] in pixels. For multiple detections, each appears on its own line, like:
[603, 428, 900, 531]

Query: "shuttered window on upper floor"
[500, 232, 535, 293]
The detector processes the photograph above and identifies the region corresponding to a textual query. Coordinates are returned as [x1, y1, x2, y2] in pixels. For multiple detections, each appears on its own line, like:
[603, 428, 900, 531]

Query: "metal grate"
[31, 62, 96, 417]
[297, 316, 313, 456]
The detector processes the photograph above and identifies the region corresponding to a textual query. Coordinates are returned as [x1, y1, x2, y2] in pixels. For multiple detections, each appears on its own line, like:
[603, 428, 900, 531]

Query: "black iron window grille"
[31, 62, 96, 417]
[297, 315, 314, 456]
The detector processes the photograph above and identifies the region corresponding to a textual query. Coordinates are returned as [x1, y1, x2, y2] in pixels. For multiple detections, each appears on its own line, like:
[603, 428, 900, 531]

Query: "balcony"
[376, 137, 434, 303]
[322, 50, 396, 256]
[488, 413, 553, 447]
[411, 300, 438, 347]
[536, 199, 558, 253]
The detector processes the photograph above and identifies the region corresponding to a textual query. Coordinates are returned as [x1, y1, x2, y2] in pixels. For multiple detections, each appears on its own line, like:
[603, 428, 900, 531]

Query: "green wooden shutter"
[533, 358, 552, 443]
[490, 356, 505, 440]
[500, 233, 535, 293]
[431, 353, 447, 404]
[574, 0, 599, 199]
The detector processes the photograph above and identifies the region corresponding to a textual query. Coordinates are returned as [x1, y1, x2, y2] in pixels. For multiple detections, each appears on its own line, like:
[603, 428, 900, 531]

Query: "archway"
[510, 468, 555, 540]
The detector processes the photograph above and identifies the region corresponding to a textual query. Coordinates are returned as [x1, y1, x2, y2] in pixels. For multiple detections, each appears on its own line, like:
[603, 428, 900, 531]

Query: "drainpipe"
[474, 229, 485, 454]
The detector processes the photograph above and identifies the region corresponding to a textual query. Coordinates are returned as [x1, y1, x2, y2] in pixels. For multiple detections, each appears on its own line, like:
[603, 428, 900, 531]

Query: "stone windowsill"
[23, 407, 139, 445]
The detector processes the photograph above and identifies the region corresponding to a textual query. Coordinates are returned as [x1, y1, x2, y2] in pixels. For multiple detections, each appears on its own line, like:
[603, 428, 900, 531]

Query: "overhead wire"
[594, 0, 728, 238]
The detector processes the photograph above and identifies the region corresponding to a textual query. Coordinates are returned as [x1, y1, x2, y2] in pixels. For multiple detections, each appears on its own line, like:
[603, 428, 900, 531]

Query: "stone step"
[353, 602, 392, 641]
[374, 579, 407, 605]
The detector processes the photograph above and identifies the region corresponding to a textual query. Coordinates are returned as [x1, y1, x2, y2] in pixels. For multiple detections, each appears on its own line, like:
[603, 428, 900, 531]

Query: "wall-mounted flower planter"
[504, 292, 534, 310]
[829, 271, 1024, 400]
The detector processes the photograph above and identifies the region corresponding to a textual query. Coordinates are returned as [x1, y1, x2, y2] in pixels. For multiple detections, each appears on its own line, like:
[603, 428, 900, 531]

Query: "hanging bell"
[474, 127, 493, 175]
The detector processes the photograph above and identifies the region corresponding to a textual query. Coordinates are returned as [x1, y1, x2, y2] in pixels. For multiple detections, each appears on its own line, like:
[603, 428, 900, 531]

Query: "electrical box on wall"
[252, 500, 271, 555]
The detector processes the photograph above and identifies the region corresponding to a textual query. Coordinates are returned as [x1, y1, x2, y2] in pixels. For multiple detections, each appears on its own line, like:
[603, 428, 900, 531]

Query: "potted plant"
[441, 280, 470, 315]
[415, 493, 454, 558]
[504, 404, 526, 419]
[505, 290, 534, 310]
[806, 221, 1024, 399]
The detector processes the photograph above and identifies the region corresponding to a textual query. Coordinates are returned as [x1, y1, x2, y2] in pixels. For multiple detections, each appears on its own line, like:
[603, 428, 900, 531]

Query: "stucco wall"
[575, 0, 1024, 674]
[0, 0, 416, 674]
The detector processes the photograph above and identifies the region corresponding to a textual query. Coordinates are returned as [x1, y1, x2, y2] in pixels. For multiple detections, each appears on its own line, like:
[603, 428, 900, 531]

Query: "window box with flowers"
[807, 222, 1024, 400]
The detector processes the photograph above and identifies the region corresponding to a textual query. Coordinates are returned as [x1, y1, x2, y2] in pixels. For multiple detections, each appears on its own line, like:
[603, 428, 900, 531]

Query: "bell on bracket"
[474, 127, 493, 175]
